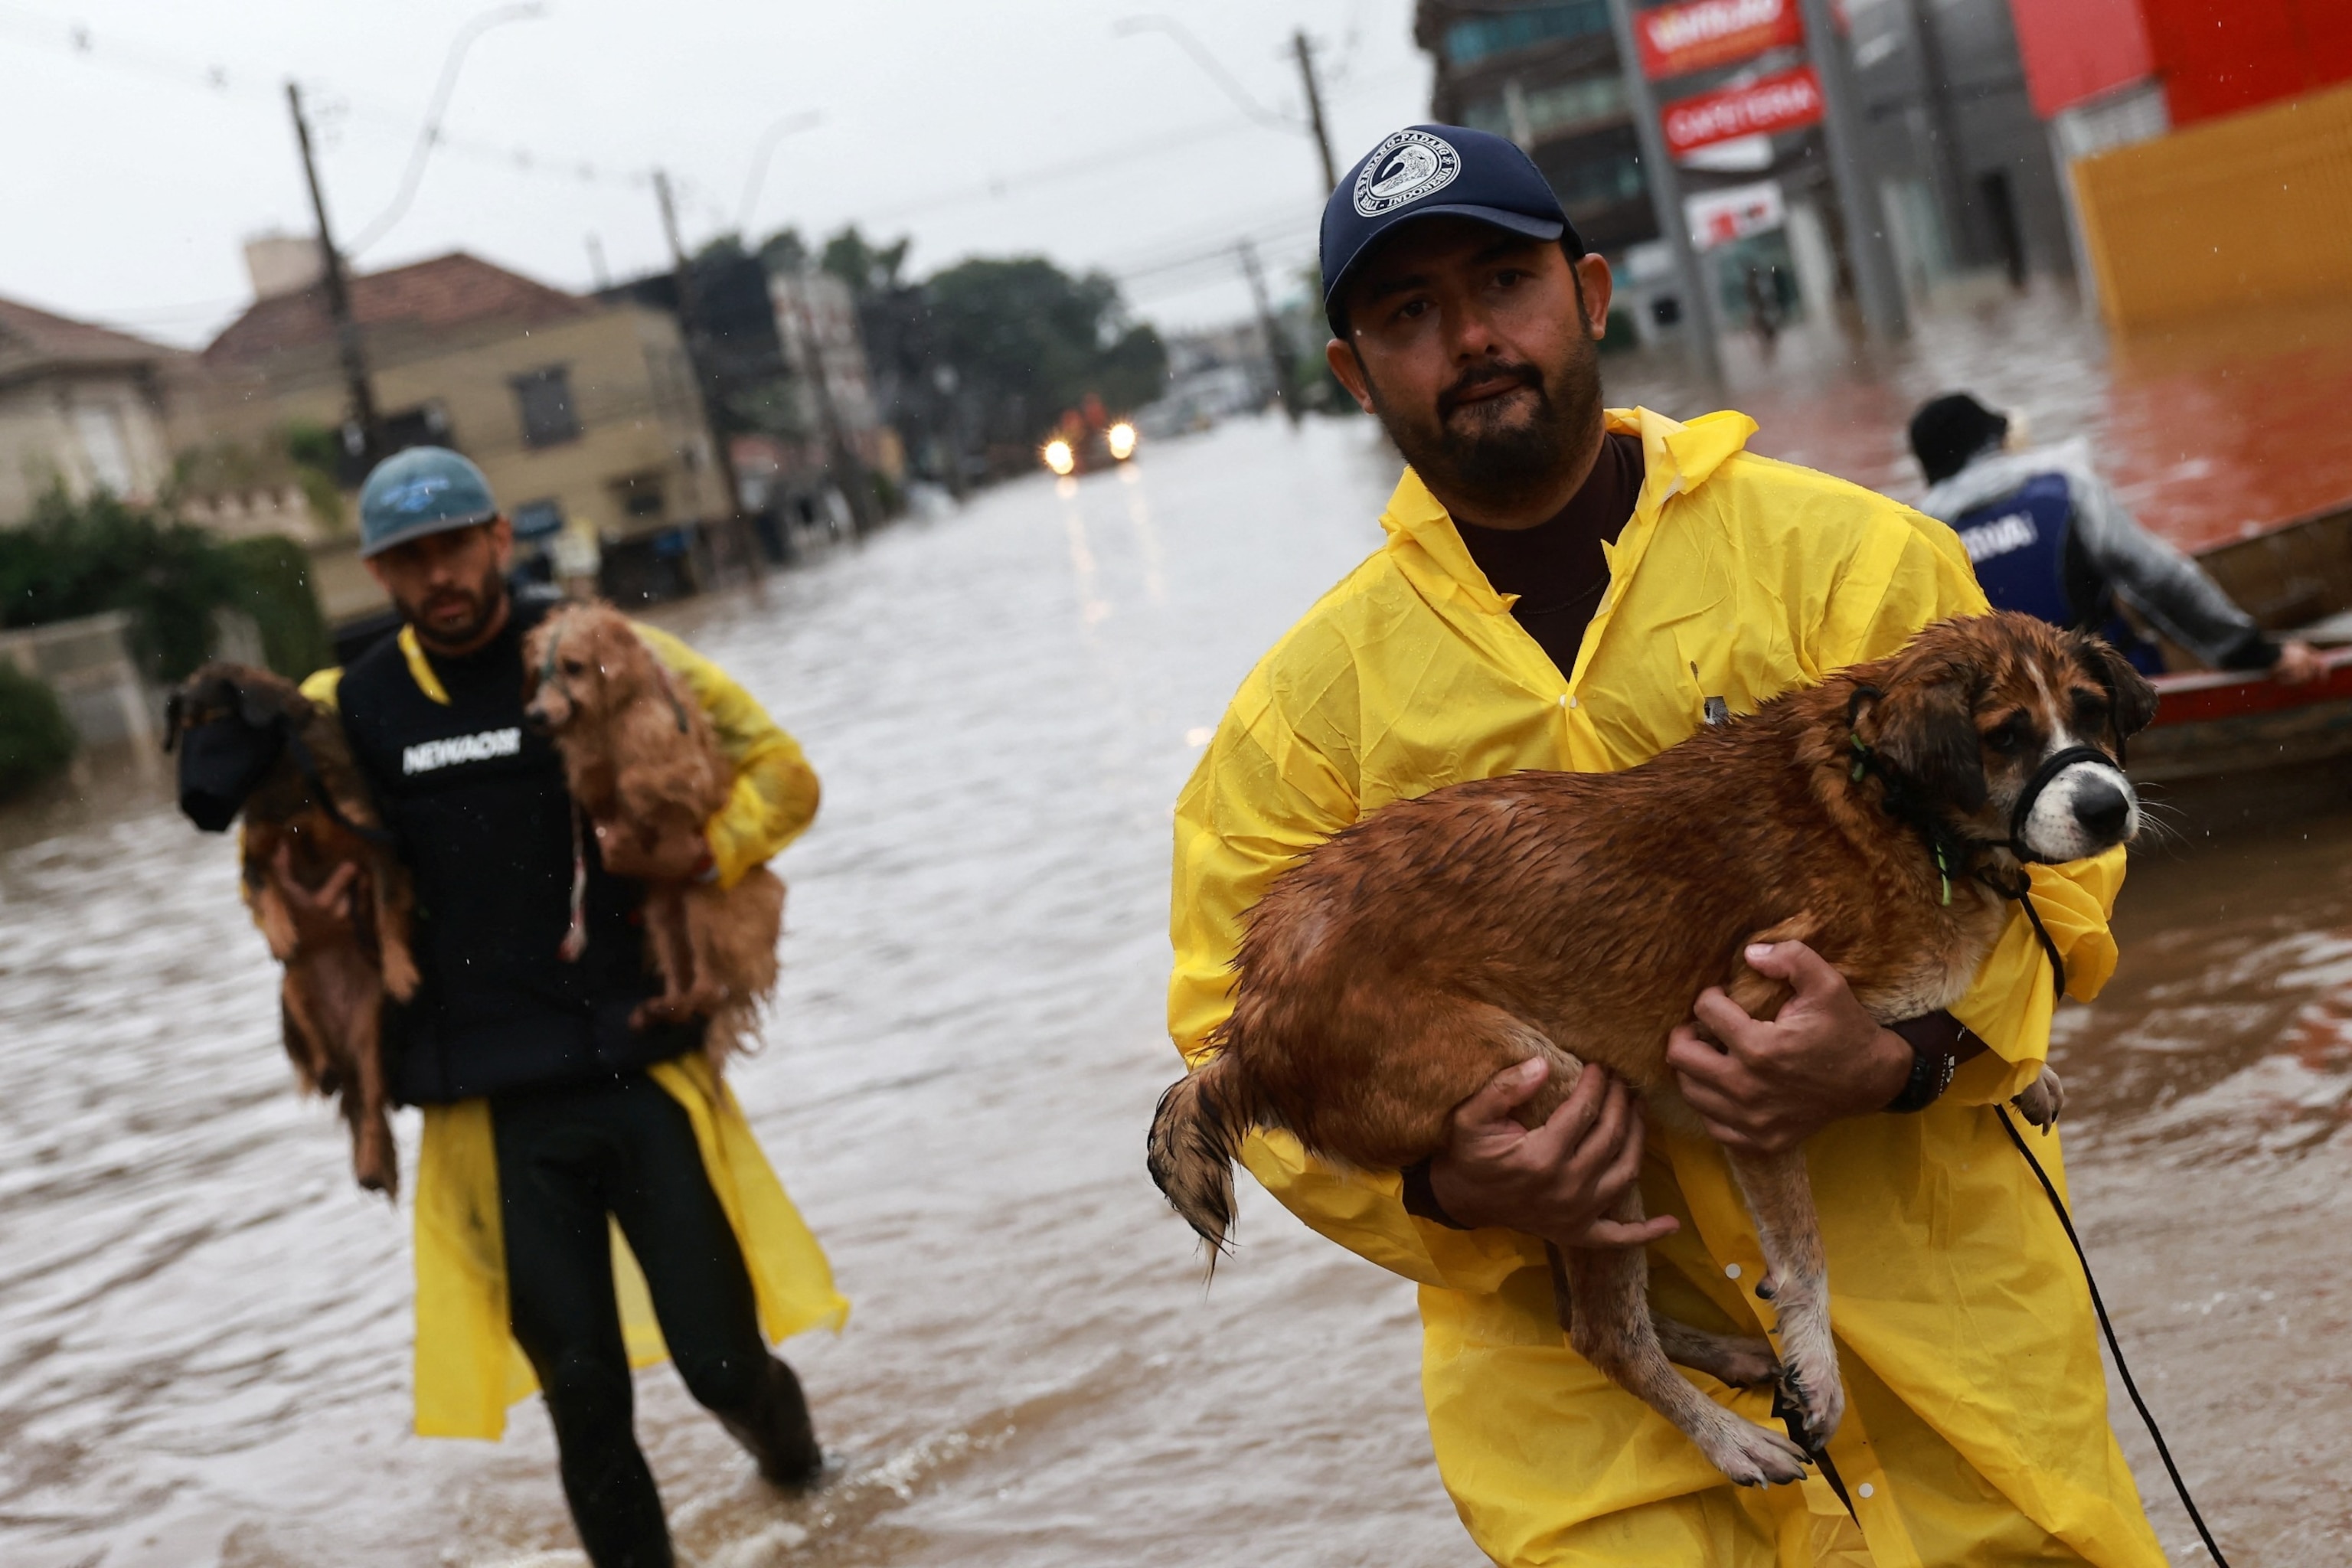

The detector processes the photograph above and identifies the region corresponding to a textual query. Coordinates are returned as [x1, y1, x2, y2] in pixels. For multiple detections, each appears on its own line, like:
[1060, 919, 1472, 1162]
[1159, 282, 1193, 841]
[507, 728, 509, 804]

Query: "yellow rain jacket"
[299, 621, 847, 1440]
[1168, 409, 2165, 1566]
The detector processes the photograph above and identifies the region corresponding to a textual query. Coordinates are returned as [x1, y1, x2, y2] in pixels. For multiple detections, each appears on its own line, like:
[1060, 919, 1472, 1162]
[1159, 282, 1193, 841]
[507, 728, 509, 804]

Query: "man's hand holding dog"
[1666, 941, 1913, 1155]
[1428, 1060, 1681, 1250]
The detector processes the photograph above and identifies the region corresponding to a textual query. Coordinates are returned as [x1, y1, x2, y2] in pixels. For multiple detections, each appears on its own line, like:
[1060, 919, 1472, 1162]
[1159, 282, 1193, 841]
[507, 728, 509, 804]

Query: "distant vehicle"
[1041, 397, 1138, 475]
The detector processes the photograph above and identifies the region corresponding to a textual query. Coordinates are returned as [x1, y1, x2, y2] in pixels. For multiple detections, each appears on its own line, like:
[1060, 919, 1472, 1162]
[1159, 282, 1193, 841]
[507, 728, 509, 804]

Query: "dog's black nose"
[2072, 775, 2131, 840]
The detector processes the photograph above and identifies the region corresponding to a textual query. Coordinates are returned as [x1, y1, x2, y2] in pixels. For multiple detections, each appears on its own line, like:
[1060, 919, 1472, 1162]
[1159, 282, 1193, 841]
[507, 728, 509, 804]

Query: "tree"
[820, 227, 910, 296]
[755, 227, 808, 275]
[924, 258, 1168, 451]
[0, 488, 327, 683]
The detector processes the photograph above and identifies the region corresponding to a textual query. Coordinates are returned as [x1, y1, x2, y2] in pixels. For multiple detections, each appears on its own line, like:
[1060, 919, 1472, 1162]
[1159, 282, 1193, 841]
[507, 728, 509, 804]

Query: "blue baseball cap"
[358, 446, 499, 559]
[1320, 124, 1579, 332]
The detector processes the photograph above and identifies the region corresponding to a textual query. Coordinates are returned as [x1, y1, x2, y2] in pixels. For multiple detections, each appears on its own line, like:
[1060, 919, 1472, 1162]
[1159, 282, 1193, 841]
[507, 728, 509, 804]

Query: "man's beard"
[398, 564, 507, 651]
[1364, 331, 1604, 521]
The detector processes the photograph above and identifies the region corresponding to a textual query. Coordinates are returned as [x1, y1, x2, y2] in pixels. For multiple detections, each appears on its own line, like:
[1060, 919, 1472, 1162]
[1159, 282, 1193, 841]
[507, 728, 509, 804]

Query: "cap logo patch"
[383, 475, 452, 514]
[1353, 129, 1462, 218]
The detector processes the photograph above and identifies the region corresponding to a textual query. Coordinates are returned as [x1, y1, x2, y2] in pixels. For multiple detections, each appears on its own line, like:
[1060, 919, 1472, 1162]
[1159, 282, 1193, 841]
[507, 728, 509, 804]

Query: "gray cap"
[358, 446, 498, 558]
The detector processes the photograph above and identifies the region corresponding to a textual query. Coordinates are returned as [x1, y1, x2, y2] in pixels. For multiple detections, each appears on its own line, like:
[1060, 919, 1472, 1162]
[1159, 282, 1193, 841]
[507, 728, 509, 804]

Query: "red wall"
[2141, 0, 2352, 125]
[2006, 0, 2154, 119]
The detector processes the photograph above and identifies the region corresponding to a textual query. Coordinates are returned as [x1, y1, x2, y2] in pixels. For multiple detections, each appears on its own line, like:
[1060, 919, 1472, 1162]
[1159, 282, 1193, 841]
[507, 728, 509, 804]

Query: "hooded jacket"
[1168, 408, 2164, 1566]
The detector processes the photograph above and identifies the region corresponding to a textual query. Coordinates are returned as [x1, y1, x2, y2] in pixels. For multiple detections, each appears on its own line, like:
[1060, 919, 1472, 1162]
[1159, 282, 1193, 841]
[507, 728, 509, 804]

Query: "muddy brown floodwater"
[3, 338, 2349, 1566]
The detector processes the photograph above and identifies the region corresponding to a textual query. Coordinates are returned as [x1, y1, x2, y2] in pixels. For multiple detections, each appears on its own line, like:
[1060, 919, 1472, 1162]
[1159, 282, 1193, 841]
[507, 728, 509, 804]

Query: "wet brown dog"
[521, 603, 783, 1064]
[1149, 612, 2155, 1486]
[169, 662, 417, 1194]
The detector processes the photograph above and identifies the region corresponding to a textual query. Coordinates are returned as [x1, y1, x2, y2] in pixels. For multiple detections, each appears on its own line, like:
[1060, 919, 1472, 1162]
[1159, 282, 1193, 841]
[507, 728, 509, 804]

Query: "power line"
[0, 2, 652, 194]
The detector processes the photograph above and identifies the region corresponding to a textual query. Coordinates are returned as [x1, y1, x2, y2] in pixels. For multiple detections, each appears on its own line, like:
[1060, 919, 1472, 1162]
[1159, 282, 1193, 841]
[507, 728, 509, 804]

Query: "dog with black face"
[168, 662, 416, 1195]
[1149, 611, 2155, 1489]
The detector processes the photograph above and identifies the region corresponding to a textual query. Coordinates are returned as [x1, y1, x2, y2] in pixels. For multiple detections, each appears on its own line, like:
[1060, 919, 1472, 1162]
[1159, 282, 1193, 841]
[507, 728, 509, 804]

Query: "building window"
[70, 402, 134, 495]
[513, 366, 581, 448]
[610, 472, 665, 520]
[1443, 1, 1612, 67]
[1464, 75, 1629, 142]
[511, 498, 566, 540]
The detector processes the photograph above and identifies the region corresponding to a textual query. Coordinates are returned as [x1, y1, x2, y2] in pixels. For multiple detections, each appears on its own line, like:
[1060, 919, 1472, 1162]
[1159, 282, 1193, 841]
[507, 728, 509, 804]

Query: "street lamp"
[348, 2, 547, 256]
[737, 111, 825, 236]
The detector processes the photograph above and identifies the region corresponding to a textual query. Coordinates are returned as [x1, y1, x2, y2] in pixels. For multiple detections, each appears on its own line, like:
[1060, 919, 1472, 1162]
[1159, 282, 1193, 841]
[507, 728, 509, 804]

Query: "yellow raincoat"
[300, 621, 848, 1440]
[1168, 409, 2165, 1566]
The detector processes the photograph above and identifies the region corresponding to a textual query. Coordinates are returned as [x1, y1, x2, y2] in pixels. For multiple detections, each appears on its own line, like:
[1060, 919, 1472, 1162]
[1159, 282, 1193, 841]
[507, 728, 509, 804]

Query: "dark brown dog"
[1149, 612, 2156, 1486]
[169, 662, 417, 1194]
[521, 603, 784, 1065]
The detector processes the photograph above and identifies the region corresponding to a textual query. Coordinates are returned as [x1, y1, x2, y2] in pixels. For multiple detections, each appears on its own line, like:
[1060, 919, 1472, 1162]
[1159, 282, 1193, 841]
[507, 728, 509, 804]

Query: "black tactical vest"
[336, 596, 697, 1103]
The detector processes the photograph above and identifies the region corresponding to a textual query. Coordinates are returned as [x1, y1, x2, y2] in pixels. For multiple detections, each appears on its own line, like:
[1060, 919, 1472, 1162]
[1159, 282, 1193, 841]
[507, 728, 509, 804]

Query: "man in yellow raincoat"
[292, 447, 844, 1568]
[1166, 125, 2167, 1566]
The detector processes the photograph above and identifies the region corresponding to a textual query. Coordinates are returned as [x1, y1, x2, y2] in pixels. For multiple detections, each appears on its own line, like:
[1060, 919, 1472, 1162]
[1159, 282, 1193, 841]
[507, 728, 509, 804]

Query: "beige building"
[0, 296, 190, 524]
[195, 250, 723, 619]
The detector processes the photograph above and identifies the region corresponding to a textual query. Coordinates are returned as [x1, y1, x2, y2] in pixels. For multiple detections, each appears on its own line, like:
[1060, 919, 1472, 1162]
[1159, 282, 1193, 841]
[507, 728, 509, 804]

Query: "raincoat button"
[1725, 1263, 1741, 1279]
[1566, 695, 1579, 710]
[1860, 1483, 1875, 1499]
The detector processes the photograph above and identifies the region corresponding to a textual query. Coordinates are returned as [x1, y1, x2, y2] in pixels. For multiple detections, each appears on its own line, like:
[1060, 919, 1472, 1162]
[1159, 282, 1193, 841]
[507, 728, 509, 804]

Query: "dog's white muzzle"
[2016, 755, 2138, 863]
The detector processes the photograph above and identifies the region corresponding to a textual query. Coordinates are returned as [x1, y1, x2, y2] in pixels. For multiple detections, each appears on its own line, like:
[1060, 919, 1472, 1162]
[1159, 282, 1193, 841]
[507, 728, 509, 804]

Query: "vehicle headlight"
[1106, 422, 1137, 460]
[1043, 439, 1076, 475]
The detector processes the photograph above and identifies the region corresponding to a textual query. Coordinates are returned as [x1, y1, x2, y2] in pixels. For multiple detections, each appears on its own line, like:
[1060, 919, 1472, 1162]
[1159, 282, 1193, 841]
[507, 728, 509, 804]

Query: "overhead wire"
[4, 0, 1396, 330]
[0, 1, 651, 194]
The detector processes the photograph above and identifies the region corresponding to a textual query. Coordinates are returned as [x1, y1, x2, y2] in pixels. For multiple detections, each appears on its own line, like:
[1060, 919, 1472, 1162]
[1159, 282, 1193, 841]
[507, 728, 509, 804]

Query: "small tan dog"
[1149, 612, 2154, 1488]
[521, 603, 783, 1063]
[168, 662, 417, 1194]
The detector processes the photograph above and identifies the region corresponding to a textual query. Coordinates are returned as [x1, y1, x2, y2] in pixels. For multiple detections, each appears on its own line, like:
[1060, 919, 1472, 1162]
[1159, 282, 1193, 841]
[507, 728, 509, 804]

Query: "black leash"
[1845, 694, 2229, 1553]
[1996, 1106, 2234, 1566]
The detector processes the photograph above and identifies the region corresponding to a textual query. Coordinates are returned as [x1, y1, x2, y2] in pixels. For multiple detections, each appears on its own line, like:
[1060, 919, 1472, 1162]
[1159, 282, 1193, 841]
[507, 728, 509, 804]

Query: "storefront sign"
[1684, 179, 1787, 250]
[1637, 0, 1805, 81]
[1661, 65, 1824, 156]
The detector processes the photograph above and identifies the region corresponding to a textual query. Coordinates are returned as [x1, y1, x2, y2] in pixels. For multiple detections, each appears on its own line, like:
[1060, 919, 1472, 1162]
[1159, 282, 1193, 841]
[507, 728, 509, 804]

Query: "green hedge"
[0, 662, 75, 800]
[219, 534, 332, 680]
[0, 488, 324, 683]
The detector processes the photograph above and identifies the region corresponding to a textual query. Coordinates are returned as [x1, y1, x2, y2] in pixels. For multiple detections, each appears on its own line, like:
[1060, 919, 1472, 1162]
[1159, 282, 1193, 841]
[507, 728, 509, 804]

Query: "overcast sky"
[0, 0, 1433, 349]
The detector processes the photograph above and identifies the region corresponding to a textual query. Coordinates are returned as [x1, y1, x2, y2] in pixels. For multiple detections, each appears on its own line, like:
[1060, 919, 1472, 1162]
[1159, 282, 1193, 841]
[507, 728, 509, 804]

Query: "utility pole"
[286, 82, 382, 471]
[780, 267, 874, 535]
[1602, 0, 1723, 386]
[1237, 241, 1298, 426]
[1292, 30, 1340, 194]
[654, 169, 766, 584]
[1796, 0, 1909, 339]
[1898, 0, 1972, 283]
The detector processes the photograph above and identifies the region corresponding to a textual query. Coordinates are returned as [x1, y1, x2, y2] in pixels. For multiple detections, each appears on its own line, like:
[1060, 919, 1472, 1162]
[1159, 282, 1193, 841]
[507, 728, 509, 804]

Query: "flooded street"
[4, 398, 2350, 1567]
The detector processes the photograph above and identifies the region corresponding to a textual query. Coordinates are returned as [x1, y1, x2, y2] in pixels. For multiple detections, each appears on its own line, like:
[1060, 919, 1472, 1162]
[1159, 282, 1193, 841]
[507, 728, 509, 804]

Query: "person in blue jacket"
[1909, 393, 2321, 684]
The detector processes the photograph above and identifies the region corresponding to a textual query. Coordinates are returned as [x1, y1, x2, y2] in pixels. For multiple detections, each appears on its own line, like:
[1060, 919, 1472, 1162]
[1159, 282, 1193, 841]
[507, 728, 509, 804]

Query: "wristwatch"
[1883, 1014, 1970, 1113]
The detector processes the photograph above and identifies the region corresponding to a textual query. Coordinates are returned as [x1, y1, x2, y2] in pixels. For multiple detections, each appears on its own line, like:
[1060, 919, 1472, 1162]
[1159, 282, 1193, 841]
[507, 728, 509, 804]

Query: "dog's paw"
[1697, 1415, 1812, 1488]
[1777, 1357, 1846, 1448]
[2012, 1067, 2066, 1132]
[381, 948, 420, 1003]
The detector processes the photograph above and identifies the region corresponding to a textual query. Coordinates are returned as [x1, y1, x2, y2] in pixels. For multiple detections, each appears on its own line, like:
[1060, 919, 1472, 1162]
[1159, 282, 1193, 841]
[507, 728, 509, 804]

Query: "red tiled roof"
[0, 294, 181, 382]
[202, 250, 591, 371]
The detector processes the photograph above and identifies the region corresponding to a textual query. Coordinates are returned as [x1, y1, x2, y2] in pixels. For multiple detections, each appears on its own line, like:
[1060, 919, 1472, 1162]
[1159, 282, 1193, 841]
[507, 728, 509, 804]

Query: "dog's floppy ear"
[236, 683, 283, 730]
[2077, 633, 2159, 743]
[1864, 656, 1987, 812]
